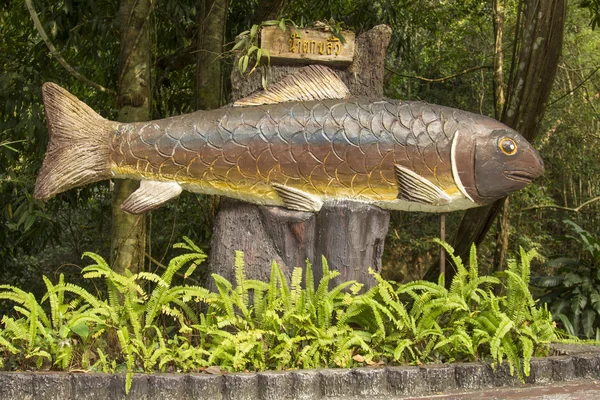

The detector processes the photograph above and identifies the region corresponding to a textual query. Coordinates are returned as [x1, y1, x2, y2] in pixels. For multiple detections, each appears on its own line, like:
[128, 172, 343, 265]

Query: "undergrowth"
[0, 238, 556, 393]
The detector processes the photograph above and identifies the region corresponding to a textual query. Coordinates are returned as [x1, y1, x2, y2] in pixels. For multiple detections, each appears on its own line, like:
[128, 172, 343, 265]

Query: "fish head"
[454, 117, 544, 204]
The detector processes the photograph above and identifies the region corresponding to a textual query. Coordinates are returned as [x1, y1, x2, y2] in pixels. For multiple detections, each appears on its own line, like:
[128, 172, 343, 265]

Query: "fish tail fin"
[34, 82, 117, 200]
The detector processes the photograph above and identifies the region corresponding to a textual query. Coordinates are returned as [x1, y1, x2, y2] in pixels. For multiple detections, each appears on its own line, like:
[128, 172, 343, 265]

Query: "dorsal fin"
[234, 65, 350, 106]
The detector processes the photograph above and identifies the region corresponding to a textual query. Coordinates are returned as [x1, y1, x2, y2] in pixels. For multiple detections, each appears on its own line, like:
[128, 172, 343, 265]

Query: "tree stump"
[208, 25, 392, 288]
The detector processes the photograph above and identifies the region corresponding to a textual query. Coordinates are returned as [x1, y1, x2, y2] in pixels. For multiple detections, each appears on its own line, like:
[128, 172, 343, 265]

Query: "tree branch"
[24, 0, 117, 95]
[547, 65, 600, 106]
[520, 196, 600, 213]
[385, 65, 493, 83]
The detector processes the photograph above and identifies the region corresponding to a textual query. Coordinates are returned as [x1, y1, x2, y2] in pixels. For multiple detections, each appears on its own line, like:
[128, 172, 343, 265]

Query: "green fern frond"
[520, 336, 534, 376]
[42, 276, 60, 330]
[1, 316, 28, 342]
[134, 272, 167, 287]
[433, 239, 466, 275]
[59, 282, 106, 311]
[490, 315, 515, 363]
[391, 338, 416, 361]
[116, 327, 135, 393]
[275, 262, 291, 310]
[0, 334, 18, 353]
[26, 293, 39, 351]
[305, 259, 315, 302]
[397, 280, 447, 297]
[162, 252, 205, 286]
[234, 251, 249, 311]
[291, 267, 303, 307]
[211, 274, 236, 320]
[173, 236, 205, 254]
[469, 244, 478, 280]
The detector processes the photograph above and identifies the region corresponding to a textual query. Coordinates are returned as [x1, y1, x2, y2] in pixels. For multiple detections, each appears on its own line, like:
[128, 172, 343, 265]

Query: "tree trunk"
[208, 25, 392, 288]
[493, 197, 510, 272]
[110, 0, 153, 274]
[492, 0, 510, 272]
[313, 201, 389, 285]
[492, 0, 506, 120]
[253, 0, 287, 24]
[194, 0, 228, 111]
[424, 0, 566, 284]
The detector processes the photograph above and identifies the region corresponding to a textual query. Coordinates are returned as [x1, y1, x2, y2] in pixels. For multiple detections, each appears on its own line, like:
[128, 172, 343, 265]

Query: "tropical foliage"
[1, 240, 555, 392]
[531, 220, 600, 339]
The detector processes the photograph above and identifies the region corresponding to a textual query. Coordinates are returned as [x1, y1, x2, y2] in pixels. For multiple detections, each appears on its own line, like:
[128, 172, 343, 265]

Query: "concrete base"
[1, 348, 600, 399]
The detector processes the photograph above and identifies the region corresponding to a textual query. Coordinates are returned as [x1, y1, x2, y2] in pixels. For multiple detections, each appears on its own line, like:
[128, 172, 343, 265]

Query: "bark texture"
[253, 0, 287, 24]
[194, 0, 228, 111]
[492, 0, 506, 120]
[492, 0, 509, 271]
[313, 201, 389, 285]
[424, 0, 567, 283]
[110, 0, 153, 274]
[209, 25, 392, 288]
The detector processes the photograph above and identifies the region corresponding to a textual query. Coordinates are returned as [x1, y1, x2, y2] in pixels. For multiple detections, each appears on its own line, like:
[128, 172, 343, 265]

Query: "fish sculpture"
[34, 65, 543, 214]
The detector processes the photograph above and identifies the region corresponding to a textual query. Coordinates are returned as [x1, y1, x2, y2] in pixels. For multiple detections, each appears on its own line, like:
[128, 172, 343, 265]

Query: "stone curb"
[2, 352, 600, 399]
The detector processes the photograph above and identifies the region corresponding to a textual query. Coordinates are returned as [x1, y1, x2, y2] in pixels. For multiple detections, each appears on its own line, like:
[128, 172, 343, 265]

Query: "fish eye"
[499, 137, 517, 155]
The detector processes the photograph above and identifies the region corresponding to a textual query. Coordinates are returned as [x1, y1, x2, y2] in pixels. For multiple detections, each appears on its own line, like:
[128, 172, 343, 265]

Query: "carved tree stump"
[208, 25, 392, 288]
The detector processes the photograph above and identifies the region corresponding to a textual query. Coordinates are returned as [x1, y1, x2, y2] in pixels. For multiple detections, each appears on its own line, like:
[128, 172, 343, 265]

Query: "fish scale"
[109, 97, 458, 206]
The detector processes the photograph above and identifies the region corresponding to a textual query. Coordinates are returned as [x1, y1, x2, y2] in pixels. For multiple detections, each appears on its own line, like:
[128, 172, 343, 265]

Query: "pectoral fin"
[395, 165, 452, 205]
[121, 180, 183, 214]
[234, 65, 350, 106]
[272, 184, 323, 212]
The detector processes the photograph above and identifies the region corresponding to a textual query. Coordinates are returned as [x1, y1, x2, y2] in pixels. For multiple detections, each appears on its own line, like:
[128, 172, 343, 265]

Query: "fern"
[234, 250, 248, 310]
[0, 238, 558, 389]
[116, 327, 134, 393]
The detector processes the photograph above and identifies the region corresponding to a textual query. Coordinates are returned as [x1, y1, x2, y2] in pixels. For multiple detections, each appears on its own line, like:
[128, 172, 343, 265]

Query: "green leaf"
[231, 39, 246, 51]
[242, 55, 249, 74]
[530, 276, 564, 288]
[547, 257, 579, 269]
[556, 313, 575, 336]
[238, 55, 245, 73]
[333, 31, 346, 44]
[70, 322, 90, 339]
[582, 308, 596, 338]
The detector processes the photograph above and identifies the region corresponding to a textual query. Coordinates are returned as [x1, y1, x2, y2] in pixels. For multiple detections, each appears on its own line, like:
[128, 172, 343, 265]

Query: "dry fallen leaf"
[206, 366, 224, 375]
[352, 354, 365, 363]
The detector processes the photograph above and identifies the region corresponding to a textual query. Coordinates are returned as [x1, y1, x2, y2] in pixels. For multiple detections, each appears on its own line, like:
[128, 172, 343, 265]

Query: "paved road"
[406, 380, 600, 400]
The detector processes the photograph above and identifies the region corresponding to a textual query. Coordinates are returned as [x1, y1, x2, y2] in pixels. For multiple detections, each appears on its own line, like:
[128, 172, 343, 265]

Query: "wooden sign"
[260, 26, 355, 67]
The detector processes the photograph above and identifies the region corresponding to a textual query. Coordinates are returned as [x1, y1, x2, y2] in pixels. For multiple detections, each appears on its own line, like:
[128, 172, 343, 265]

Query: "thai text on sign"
[288, 32, 343, 56]
[260, 26, 355, 66]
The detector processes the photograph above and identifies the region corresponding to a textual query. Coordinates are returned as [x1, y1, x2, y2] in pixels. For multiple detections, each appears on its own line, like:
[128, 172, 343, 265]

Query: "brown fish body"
[111, 98, 474, 211]
[34, 66, 544, 214]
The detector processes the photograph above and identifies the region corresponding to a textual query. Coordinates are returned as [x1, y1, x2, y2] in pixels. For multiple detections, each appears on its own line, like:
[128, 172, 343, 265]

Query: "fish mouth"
[503, 170, 535, 184]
